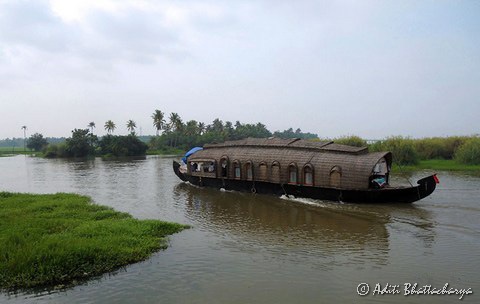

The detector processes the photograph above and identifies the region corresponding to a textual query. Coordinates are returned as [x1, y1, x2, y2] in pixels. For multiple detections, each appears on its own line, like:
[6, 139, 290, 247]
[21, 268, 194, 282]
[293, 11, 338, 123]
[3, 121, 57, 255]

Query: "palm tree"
[126, 120, 137, 135]
[104, 120, 116, 135]
[198, 122, 205, 135]
[185, 120, 198, 136]
[88, 122, 95, 134]
[168, 113, 183, 147]
[87, 122, 96, 150]
[211, 118, 224, 133]
[224, 121, 234, 139]
[21, 125, 27, 152]
[152, 110, 165, 136]
[169, 112, 181, 132]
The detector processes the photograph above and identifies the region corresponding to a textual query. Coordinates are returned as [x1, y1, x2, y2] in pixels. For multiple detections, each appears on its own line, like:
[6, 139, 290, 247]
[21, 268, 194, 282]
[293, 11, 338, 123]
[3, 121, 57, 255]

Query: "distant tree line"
[0, 138, 25, 148]
[3, 109, 479, 165]
[273, 128, 318, 140]
[148, 109, 318, 153]
[147, 110, 480, 165]
[0, 137, 66, 148]
[43, 121, 148, 158]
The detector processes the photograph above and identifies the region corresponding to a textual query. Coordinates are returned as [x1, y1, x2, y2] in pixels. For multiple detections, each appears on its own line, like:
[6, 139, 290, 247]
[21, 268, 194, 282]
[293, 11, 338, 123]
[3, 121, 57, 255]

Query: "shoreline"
[392, 159, 480, 173]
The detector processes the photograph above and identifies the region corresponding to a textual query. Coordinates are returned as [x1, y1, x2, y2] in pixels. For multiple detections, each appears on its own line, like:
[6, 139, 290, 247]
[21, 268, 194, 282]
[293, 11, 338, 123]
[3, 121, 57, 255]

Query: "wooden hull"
[173, 161, 437, 204]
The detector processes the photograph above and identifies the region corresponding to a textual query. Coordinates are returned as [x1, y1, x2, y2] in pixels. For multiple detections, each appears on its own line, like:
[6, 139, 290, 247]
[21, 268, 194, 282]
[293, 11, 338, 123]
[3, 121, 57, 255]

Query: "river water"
[0, 155, 478, 303]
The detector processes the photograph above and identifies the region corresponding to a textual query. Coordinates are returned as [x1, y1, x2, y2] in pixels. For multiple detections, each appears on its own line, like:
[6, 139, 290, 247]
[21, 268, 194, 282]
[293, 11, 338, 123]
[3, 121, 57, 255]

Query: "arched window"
[233, 160, 241, 179]
[330, 166, 342, 188]
[271, 161, 281, 183]
[288, 163, 298, 184]
[244, 161, 253, 181]
[258, 162, 268, 181]
[303, 164, 314, 186]
[220, 156, 229, 178]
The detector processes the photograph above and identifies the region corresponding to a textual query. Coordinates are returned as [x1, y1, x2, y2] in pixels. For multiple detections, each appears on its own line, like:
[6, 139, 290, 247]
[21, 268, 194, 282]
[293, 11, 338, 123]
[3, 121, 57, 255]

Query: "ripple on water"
[1, 157, 479, 304]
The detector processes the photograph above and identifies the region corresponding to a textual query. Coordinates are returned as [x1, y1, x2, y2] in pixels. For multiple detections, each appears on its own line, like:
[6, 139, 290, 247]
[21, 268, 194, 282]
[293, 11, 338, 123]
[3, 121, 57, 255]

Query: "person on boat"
[221, 161, 227, 177]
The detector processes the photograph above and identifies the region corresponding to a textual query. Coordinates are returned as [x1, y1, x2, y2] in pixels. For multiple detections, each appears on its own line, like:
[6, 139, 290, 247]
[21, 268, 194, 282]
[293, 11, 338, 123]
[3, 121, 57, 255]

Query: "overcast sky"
[1, 0, 479, 139]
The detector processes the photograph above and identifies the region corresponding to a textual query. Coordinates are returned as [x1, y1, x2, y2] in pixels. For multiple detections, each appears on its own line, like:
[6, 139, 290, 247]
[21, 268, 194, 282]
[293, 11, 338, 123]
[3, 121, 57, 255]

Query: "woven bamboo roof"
[204, 137, 367, 155]
[188, 137, 391, 190]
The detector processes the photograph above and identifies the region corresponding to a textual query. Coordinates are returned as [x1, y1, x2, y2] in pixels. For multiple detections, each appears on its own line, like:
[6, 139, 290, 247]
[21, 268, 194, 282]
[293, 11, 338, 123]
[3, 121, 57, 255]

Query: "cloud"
[0, 0, 190, 72]
[0, 0, 479, 138]
[0, 0, 74, 52]
[82, 8, 180, 64]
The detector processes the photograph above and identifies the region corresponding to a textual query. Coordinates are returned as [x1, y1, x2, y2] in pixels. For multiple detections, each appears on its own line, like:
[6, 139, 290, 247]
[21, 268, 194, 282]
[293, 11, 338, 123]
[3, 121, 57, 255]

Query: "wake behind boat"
[173, 137, 438, 204]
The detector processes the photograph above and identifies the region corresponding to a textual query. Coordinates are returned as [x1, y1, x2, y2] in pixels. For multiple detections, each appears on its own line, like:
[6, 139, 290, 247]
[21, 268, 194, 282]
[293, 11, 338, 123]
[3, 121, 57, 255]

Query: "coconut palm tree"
[21, 125, 27, 152]
[185, 120, 198, 136]
[88, 122, 96, 134]
[198, 122, 205, 135]
[168, 113, 184, 147]
[104, 120, 116, 135]
[211, 118, 224, 133]
[126, 120, 137, 135]
[152, 110, 165, 136]
[168, 112, 181, 132]
[87, 122, 96, 150]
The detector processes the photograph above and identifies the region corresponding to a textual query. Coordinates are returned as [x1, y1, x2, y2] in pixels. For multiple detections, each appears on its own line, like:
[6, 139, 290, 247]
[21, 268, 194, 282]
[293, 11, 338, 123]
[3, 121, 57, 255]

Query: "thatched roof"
[188, 137, 391, 190]
[204, 137, 368, 154]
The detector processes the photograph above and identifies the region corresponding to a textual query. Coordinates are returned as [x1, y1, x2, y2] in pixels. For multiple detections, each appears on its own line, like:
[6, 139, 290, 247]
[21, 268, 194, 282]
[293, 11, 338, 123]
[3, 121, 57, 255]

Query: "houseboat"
[172, 137, 438, 204]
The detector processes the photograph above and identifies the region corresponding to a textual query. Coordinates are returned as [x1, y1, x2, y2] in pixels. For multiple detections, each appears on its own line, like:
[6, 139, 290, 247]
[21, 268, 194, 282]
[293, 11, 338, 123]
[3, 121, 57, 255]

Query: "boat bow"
[173, 160, 188, 182]
[416, 174, 439, 201]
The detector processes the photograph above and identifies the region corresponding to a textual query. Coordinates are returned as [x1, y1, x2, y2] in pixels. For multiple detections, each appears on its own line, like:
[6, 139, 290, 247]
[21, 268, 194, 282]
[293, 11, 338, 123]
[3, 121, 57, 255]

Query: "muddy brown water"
[0, 156, 478, 303]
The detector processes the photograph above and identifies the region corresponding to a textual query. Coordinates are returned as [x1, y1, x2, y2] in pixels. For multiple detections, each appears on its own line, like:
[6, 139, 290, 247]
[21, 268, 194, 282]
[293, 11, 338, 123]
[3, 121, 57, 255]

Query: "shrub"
[99, 135, 148, 157]
[333, 135, 367, 147]
[454, 137, 480, 165]
[27, 133, 48, 152]
[371, 136, 419, 166]
[65, 129, 96, 158]
[414, 136, 469, 160]
[443, 136, 469, 158]
[43, 143, 67, 158]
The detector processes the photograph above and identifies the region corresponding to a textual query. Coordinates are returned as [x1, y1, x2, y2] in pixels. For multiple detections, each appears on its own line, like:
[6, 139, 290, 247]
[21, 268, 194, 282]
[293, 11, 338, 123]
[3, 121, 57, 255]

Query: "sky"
[0, 0, 479, 139]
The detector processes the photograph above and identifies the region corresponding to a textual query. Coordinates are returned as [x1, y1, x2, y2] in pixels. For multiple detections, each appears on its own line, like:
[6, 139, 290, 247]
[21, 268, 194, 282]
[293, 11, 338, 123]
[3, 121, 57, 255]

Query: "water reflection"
[176, 183, 396, 266]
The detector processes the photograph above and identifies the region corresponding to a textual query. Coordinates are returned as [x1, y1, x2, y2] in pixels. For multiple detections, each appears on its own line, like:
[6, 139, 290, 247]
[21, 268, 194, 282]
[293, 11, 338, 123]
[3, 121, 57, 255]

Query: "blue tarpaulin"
[182, 147, 203, 163]
[372, 177, 386, 188]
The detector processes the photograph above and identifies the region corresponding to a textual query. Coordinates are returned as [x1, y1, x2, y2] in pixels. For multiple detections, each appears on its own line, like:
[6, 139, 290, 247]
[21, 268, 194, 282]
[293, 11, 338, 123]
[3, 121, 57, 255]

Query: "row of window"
[215, 157, 342, 187]
[189, 158, 343, 186]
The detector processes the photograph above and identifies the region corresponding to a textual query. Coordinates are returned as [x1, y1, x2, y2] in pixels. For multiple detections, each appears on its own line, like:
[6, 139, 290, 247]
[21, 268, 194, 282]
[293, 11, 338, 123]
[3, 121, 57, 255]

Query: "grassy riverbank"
[0, 192, 188, 291]
[146, 147, 184, 156]
[0, 147, 34, 156]
[392, 159, 480, 173]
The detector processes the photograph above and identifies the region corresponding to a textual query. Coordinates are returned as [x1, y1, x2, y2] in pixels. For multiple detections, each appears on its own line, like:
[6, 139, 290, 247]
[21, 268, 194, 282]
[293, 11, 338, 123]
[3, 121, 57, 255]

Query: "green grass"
[0, 147, 35, 156]
[146, 147, 184, 156]
[0, 192, 188, 291]
[392, 159, 480, 172]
